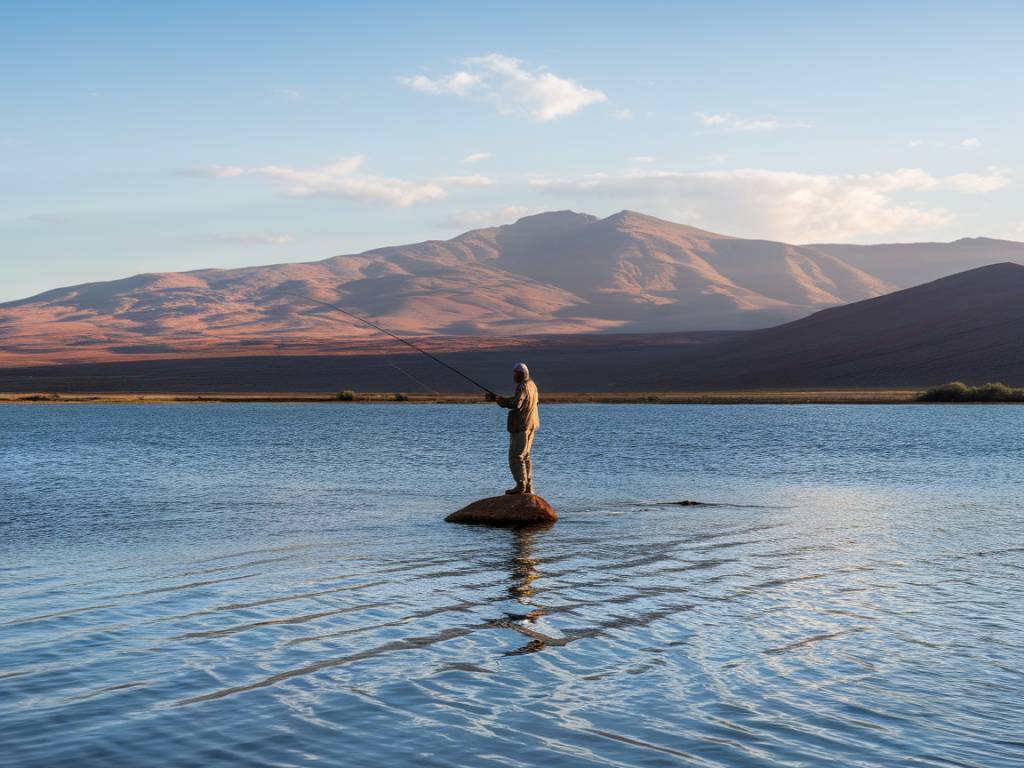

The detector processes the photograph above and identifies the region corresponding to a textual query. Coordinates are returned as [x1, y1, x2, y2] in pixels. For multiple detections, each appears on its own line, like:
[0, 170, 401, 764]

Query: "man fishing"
[488, 363, 540, 495]
[287, 293, 543, 496]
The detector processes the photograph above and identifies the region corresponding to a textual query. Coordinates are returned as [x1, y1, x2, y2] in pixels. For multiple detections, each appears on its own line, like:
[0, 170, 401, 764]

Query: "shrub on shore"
[336, 390, 356, 401]
[917, 381, 1024, 402]
[393, 393, 409, 401]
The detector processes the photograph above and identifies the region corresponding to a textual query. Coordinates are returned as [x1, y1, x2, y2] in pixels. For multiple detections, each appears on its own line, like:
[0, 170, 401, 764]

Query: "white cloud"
[274, 88, 304, 102]
[463, 152, 490, 164]
[697, 113, 728, 126]
[214, 233, 294, 245]
[400, 53, 606, 121]
[179, 165, 247, 178]
[911, 137, 985, 150]
[630, 156, 655, 164]
[443, 205, 538, 230]
[613, 108, 633, 120]
[400, 71, 482, 96]
[434, 174, 493, 186]
[944, 170, 1009, 193]
[696, 112, 808, 132]
[531, 166, 1009, 242]
[189, 156, 446, 207]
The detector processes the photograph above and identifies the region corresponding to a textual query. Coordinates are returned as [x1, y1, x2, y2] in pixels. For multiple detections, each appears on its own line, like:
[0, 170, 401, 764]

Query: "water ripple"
[2, 404, 1023, 767]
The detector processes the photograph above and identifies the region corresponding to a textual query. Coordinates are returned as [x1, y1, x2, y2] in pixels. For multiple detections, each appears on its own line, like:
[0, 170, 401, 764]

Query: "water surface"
[2, 404, 1022, 766]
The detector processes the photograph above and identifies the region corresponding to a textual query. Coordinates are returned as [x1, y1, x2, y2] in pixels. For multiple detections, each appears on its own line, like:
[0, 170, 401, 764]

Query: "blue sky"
[1, 0, 1021, 301]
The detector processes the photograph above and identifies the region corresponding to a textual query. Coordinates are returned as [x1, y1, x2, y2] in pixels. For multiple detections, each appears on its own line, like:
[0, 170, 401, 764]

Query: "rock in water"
[445, 494, 557, 527]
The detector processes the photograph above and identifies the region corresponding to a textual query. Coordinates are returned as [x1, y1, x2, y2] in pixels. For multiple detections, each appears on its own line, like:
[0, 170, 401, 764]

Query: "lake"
[2, 404, 1022, 767]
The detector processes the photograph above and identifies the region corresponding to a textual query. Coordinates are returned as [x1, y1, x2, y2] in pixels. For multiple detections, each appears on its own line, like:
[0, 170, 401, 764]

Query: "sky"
[1, 0, 1022, 301]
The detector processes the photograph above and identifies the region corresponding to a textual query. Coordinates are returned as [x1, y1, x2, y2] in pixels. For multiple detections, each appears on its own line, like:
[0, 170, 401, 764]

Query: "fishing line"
[152, 305, 461, 397]
[282, 291, 496, 397]
[155, 326, 440, 396]
[375, 344, 440, 397]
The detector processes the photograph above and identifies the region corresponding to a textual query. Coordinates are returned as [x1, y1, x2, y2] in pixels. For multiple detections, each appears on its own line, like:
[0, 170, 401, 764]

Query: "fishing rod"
[284, 291, 497, 398]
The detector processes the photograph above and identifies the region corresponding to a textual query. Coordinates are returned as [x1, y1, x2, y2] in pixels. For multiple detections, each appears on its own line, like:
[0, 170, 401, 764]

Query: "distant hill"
[0, 333, 734, 394]
[0, 210, 891, 366]
[634, 262, 1024, 389]
[811, 237, 1024, 288]
[3, 264, 1022, 392]
[3, 210, 1021, 373]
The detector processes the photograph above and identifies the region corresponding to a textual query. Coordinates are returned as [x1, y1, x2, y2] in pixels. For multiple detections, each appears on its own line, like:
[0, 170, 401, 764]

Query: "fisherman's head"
[513, 362, 529, 384]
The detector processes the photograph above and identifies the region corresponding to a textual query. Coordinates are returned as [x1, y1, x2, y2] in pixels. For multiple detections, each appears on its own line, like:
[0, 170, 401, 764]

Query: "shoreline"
[0, 389, 932, 405]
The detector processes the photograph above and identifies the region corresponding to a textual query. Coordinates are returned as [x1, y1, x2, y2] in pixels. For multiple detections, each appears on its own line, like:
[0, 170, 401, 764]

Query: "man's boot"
[505, 483, 526, 495]
[523, 481, 534, 495]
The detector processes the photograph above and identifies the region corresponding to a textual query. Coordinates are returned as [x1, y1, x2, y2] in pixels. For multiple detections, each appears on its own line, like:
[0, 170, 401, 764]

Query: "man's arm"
[495, 383, 525, 409]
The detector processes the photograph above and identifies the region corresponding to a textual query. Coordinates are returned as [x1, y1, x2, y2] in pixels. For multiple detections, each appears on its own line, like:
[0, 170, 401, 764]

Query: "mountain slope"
[636, 262, 1024, 388]
[0, 210, 897, 366]
[4, 264, 1021, 390]
[483, 211, 890, 330]
[810, 237, 1024, 287]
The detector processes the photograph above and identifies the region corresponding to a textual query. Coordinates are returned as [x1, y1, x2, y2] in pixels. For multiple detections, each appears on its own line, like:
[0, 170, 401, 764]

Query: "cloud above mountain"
[441, 205, 538, 229]
[696, 112, 809, 131]
[400, 53, 606, 121]
[531, 167, 1010, 241]
[182, 157, 494, 207]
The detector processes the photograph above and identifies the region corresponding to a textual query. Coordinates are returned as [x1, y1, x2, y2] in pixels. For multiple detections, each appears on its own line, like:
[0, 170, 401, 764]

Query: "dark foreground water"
[1, 404, 1022, 767]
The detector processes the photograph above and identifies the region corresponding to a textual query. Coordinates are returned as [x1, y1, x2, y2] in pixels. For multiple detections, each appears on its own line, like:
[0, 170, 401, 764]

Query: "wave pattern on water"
[2, 404, 1023, 767]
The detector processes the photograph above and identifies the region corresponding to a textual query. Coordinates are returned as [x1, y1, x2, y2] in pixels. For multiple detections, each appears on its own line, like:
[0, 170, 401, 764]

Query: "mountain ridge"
[2, 263, 1023, 390]
[809, 236, 1024, 287]
[1, 210, 1020, 367]
[632, 262, 1024, 389]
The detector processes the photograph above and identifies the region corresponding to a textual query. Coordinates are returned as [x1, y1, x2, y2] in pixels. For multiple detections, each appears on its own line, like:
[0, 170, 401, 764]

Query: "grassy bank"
[917, 382, 1024, 402]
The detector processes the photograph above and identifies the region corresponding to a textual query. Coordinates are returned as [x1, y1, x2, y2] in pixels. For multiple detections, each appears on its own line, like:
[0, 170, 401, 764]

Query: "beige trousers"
[508, 428, 536, 486]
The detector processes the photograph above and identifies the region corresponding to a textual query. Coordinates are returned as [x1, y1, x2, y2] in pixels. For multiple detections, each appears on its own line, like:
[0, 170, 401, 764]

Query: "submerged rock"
[445, 494, 557, 527]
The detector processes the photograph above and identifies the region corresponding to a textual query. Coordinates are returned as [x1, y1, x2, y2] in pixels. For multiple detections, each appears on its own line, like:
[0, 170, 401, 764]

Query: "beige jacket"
[499, 378, 540, 433]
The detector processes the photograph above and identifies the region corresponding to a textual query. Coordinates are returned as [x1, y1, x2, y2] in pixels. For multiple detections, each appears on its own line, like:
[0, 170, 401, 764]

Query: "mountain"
[3, 264, 1022, 391]
[463, 210, 890, 330]
[811, 237, 1024, 288]
[634, 262, 1024, 389]
[0, 210, 892, 366]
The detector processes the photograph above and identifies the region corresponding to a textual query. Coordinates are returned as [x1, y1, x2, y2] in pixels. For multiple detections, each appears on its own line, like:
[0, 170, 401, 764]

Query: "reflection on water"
[1, 403, 1023, 767]
[499, 526, 552, 655]
[509, 527, 543, 605]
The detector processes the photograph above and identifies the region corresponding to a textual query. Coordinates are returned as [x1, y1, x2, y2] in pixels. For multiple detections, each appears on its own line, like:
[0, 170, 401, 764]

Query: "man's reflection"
[500, 525, 555, 655]
[508, 527, 543, 608]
